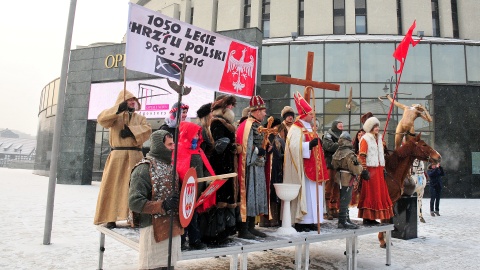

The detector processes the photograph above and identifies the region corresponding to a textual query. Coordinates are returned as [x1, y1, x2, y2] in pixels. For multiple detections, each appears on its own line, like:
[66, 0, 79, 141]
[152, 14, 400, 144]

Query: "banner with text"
[126, 3, 258, 97]
[87, 78, 214, 120]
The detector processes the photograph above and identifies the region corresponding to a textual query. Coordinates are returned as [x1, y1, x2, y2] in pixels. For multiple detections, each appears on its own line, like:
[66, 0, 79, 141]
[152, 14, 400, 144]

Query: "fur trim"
[211, 95, 237, 112]
[211, 115, 236, 134]
[281, 106, 295, 118]
[212, 108, 235, 125]
[363, 117, 380, 133]
[360, 133, 385, 167]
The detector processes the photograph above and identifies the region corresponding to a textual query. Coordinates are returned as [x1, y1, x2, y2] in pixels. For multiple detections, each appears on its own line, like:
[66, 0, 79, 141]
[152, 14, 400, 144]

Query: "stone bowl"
[273, 183, 300, 201]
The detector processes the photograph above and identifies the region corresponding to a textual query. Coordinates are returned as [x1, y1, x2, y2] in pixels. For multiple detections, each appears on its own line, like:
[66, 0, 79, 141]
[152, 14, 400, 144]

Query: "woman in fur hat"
[196, 102, 214, 158]
[199, 95, 238, 245]
[357, 117, 394, 225]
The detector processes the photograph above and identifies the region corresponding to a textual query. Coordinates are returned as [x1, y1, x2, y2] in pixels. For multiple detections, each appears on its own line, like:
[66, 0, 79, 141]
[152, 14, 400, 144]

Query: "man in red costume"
[236, 95, 268, 239]
[283, 92, 329, 232]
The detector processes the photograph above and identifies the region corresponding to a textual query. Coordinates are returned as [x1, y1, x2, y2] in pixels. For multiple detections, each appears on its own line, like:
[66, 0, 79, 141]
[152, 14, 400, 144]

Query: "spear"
[167, 55, 188, 269]
[346, 87, 352, 134]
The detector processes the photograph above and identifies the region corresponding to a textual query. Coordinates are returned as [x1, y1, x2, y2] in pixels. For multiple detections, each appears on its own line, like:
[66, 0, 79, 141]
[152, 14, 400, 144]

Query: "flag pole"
[167, 55, 187, 268]
[306, 86, 322, 234]
[43, 0, 77, 245]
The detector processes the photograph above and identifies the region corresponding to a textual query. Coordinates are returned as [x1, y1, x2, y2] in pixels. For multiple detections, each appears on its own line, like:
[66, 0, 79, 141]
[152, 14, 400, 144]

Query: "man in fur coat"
[201, 95, 239, 244]
[94, 89, 152, 228]
[129, 130, 183, 270]
[280, 106, 295, 140]
[283, 92, 329, 232]
[236, 95, 269, 239]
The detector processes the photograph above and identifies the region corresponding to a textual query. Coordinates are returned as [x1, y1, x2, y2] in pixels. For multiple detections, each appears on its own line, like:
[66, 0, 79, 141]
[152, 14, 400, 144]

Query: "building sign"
[125, 3, 258, 97]
[473, 152, 480, 174]
[87, 78, 214, 120]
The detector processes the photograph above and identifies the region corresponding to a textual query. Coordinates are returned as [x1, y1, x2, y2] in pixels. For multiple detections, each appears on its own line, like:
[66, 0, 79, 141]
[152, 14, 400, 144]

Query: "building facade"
[35, 0, 480, 197]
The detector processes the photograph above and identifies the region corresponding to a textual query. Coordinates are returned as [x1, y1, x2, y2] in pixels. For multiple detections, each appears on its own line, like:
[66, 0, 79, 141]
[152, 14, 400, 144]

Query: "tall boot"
[237, 221, 255, 239]
[248, 217, 267, 237]
[338, 187, 358, 229]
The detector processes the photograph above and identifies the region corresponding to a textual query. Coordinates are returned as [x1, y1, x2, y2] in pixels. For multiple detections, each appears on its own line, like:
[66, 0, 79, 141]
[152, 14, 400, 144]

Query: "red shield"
[179, 168, 198, 228]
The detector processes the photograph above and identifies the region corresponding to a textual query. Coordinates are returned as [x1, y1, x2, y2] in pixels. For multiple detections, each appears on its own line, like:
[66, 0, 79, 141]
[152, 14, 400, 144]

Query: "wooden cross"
[276, 51, 340, 96]
[258, 116, 278, 149]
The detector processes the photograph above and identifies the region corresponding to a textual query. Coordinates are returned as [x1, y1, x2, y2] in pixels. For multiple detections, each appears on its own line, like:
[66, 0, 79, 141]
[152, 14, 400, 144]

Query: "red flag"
[393, 20, 421, 74]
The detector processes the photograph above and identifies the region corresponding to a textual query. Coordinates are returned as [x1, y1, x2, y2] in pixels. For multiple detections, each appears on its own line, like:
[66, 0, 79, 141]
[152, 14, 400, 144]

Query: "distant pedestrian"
[427, 163, 445, 216]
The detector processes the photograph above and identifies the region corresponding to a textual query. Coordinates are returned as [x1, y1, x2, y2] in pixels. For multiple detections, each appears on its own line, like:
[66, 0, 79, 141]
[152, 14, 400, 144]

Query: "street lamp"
[383, 76, 395, 94]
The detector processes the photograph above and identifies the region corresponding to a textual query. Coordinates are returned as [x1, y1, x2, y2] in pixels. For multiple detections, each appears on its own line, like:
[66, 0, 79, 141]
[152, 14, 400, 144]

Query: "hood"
[147, 130, 172, 164]
[114, 89, 141, 110]
[178, 121, 203, 149]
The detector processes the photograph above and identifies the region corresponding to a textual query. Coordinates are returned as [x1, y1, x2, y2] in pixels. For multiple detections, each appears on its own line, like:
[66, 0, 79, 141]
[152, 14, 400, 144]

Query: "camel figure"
[379, 94, 433, 149]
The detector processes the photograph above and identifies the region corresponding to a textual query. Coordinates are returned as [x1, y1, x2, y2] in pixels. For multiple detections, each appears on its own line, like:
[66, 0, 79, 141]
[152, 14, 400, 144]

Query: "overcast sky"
[0, 0, 130, 136]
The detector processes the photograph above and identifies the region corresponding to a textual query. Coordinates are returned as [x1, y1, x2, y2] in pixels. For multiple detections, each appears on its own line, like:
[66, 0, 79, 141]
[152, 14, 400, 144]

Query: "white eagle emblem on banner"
[227, 48, 254, 92]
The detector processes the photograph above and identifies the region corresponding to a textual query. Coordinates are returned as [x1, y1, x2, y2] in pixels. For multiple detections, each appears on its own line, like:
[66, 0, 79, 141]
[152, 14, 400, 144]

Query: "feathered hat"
[293, 92, 312, 118]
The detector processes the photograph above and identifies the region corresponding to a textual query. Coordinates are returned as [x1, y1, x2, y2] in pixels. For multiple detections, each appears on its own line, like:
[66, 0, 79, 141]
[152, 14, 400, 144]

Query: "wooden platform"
[96, 220, 394, 270]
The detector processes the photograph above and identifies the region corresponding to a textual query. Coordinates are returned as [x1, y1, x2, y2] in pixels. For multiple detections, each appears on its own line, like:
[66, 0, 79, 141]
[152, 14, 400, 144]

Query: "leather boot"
[248, 217, 266, 237]
[338, 187, 358, 229]
[237, 221, 255, 239]
[338, 218, 359, 229]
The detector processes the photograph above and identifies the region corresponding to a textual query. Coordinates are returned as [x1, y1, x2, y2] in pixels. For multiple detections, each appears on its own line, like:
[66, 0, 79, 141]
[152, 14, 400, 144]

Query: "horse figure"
[377, 133, 441, 248]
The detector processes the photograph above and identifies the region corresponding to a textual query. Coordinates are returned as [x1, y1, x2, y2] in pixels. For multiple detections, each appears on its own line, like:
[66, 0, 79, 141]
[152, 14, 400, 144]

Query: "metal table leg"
[386, 230, 391, 266]
[346, 237, 352, 270]
[229, 253, 239, 270]
[97, 232, 105, 270]
[352, 236, 358, 270]
[240, 253, 248, 270]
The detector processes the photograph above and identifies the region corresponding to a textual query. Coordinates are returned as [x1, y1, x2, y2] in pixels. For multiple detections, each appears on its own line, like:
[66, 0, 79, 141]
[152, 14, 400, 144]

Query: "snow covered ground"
[0, 168, 478, 270]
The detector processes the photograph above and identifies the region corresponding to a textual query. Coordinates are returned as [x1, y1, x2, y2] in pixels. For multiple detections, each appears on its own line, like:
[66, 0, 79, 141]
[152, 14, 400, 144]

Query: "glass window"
[289, 44, 324, 82]
[431, 0, 440, 37]
[334, 0, 345, 9]
[400, 43, 432, 83]
[325, 83, 360, 98]
[333, 0, 345, 34]
[466, 46, 480, 83]
[244, 0, 251, 28]
[261, 45, 289, 75]
[262, 0, 270, 38]
[361, 43, 395, 82]
[290, 85, 324, 112]
[333, 16, 345, 35]
[356, 16, 366, 34]
[263, 21, 270, 38]
[355, 0, 366, 34]
[432, 44, 466, 83]
[47, 83, 54, 108]
[325, 43, 359, 82]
